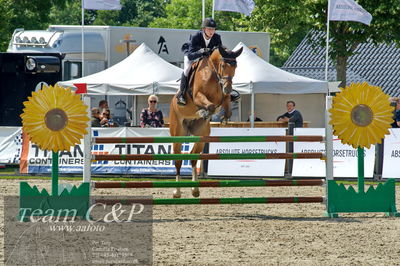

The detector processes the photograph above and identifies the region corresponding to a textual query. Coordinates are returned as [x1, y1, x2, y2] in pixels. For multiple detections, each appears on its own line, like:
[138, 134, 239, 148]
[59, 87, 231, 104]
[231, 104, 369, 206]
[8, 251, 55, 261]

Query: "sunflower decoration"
[329, 82, 394, 149]
[21, 84, 89, 152]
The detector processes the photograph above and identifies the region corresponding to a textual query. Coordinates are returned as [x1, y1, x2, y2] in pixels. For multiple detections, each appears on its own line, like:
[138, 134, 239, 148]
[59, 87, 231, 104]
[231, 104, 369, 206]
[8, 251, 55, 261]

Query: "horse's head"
[210, 46, 243, 95]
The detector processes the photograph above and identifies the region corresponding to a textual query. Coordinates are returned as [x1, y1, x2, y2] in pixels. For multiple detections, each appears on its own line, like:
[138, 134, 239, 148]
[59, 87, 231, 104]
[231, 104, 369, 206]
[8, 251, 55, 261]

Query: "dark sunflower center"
[45, 108, 68, 131]
[351, 104, 373, 127]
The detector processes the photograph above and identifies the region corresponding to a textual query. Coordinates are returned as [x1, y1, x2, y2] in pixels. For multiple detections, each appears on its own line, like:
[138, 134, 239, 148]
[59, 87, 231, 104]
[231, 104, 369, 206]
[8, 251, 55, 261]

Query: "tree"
[249, 0, 311, 66]
[0, 0, 65, 51]
[307, 0, 400, 86]
[150, 0, 298, 66]
[250, 0, 400, 85]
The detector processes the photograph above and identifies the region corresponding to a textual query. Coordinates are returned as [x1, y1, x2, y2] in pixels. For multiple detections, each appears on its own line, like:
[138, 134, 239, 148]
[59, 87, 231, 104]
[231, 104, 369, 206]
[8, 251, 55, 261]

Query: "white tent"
[58, 43, 181, 95]
[232, 42, 328, 94]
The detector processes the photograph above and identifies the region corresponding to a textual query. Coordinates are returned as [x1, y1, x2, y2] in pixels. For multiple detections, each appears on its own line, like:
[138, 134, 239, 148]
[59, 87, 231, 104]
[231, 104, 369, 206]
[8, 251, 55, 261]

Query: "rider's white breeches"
[183, 56, 192, 77]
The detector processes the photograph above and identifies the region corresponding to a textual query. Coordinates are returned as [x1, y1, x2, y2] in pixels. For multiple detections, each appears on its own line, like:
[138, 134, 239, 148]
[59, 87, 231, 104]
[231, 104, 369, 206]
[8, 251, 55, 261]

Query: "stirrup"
[230, 90, 240, 102]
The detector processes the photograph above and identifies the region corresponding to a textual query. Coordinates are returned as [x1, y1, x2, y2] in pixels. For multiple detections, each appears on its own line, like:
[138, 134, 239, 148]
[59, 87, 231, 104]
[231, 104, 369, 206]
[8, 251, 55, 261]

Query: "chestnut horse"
[169, 46, 243, 198]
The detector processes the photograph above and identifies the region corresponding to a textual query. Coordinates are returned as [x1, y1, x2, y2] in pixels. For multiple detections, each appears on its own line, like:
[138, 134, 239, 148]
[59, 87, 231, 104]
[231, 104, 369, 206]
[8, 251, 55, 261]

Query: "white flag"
[83, 0, 121, 10]
[329, 0, 372, 25]
[214, 0, 255, 16]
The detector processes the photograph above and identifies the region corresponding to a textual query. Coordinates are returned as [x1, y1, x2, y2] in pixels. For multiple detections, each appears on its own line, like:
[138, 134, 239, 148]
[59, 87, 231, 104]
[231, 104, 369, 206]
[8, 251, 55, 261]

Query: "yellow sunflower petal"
[21, 84, 89, 152]
[330, 82, 393, 149]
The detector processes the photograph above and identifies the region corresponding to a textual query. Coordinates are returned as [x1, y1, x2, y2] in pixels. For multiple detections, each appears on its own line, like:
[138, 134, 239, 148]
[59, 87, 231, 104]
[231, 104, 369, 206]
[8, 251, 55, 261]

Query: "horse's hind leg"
[189, 119, 210, 197]
[190, 142, 205, 197]
[173, 142, 183, 198]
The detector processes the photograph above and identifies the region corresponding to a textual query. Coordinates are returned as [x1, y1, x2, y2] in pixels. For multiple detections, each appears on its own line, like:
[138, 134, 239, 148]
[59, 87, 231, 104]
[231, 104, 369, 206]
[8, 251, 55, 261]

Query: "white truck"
[8, 25, 270, 80]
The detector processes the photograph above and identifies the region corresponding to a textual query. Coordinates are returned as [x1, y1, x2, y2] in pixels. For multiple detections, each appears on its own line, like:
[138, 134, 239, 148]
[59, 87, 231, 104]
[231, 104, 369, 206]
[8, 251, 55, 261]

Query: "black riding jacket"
[181, 30, 222, 61]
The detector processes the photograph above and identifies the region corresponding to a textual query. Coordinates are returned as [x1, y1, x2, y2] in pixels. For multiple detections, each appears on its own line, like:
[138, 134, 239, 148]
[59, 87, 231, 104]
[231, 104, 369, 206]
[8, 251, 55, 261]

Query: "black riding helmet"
[202, 17, 217, 29]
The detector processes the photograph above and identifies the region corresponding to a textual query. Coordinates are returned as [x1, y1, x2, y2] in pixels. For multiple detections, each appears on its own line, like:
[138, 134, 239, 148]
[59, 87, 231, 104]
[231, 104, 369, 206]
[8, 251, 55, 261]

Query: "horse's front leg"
[221, 94, 232, 124]
[193, 92, 216, 119]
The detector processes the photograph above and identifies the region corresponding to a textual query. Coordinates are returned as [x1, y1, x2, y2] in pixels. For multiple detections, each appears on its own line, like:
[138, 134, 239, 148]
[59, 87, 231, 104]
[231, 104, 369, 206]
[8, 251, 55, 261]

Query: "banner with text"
[292, 128, 375, 178]
[382, 128, 400, 179]
[208, 128, 286, 176]
[20, 127, 193, 175]
[0, 127, 22, 164]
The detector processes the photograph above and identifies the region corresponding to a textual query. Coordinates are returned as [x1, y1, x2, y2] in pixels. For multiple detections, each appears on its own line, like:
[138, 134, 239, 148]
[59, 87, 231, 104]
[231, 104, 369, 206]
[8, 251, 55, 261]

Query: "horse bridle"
[209, 57, 237, 91]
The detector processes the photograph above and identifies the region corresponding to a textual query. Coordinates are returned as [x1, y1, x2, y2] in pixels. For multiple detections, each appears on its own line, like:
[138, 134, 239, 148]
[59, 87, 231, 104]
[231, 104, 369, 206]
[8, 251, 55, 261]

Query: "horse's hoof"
[173, 189, 181, 198]
[192, 187, 200, 197]
[197, 109, 209, 119]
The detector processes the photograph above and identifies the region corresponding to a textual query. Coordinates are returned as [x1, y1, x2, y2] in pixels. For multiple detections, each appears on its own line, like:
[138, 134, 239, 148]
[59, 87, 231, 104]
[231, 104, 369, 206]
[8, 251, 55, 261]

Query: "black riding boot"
[177, 73, 188, 105]
[230, 89, 241, 102]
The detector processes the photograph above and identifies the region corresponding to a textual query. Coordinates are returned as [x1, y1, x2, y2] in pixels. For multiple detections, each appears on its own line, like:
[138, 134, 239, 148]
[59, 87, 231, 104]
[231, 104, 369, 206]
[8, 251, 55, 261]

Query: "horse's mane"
[212, 46, 241, 59]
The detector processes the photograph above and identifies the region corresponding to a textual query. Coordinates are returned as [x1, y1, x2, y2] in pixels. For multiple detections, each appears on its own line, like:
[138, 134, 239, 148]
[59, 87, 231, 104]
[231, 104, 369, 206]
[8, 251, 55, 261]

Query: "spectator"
[277, 100, 303, 127]
[140, 95, 164, 128]
[100, 108, 119, 127]
[247, 112, 263, 122]
[91, 108, 101, 127]
[390, 97, 400, 128]
[99, 99, 108, 110]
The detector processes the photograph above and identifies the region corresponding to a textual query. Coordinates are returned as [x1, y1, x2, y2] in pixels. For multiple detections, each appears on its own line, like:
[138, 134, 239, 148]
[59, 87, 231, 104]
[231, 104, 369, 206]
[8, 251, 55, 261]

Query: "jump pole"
[93, 152, 324, 161]
[94, 179, 325, 189]
[93, 135, 324, 144]
[94, 196, 325, 205]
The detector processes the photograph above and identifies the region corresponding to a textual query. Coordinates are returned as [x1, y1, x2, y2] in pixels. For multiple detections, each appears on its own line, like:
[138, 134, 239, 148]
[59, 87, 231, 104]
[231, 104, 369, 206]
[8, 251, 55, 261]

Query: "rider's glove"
[198, 48, 210, 56]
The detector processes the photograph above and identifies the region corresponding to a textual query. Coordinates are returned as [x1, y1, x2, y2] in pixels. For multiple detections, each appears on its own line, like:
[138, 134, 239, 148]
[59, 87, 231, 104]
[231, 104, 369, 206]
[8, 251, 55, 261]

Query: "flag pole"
[212, 0, 215, 18]
[81, 1, 85, 77]
[325, 0, 331, 94]
[202, 0, 205, 21]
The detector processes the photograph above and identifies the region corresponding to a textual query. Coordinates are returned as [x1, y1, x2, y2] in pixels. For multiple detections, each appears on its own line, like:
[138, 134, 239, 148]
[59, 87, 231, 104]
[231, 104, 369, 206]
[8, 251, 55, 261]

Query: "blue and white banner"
[292, 128, 375, 178]
[20, 127, 193, 175]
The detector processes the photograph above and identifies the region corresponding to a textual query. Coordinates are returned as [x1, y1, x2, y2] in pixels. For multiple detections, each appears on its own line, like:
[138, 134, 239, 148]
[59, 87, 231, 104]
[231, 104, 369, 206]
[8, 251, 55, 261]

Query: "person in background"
[277, 100, 303, 127]
[247, 112, 263, 122]
[91, 108, 101, 127]
[389, 97, 400, 128]
[99, 99, 109, 110]
[100, 108, 119, 127]
[140, 95, 164, 128]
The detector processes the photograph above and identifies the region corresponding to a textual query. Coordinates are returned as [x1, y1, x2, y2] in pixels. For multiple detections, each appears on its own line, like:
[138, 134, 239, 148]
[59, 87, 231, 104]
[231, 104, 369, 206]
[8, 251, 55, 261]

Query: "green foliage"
[1, 0, 399, 79]
[95, 0, 165, 27]
[305, 0, 400, 85]
[0, 0, 165, 51]
[0, 0, 65, 51]
[150, 0, 296, 65]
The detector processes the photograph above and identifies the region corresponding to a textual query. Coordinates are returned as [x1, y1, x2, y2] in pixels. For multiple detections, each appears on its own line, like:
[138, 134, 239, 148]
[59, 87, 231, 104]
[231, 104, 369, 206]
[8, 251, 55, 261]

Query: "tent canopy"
[232, 42, 328, 94]
[59, 42, 331, 96]
[58, 43, 181, 95]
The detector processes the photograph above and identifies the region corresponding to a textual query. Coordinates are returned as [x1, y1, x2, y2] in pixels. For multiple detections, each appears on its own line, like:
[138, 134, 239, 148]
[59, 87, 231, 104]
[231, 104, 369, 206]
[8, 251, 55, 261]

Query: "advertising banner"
[382, 128, 400, 179]
[20, 127, 193, 175]
[208, 128, 286, 177]
[292, 128, 375, 178]
[0, 127, 22, 164]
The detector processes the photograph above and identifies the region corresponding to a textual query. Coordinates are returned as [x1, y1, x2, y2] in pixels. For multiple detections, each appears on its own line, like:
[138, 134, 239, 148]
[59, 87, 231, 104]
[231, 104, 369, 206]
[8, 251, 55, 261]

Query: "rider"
[177, 17, 240, 106]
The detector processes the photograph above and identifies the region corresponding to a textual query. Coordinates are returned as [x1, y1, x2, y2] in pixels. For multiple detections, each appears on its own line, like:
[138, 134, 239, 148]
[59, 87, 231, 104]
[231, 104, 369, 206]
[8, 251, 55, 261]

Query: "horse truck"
[6, 26, 270, 125]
